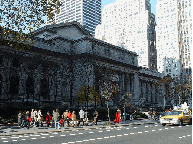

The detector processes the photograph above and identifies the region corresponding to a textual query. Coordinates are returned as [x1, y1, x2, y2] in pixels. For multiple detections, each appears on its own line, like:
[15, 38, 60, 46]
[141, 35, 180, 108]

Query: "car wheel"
[188, 118, 192, 125]
[162, 124, 166, 126]
[180, 119, 183, 126]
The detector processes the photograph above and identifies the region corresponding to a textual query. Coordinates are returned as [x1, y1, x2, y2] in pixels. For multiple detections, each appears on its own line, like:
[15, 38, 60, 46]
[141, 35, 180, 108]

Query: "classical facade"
[0, 21, 165, 109]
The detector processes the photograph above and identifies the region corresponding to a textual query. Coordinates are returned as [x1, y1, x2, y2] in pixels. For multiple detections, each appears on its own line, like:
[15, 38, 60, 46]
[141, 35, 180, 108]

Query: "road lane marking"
[89, 139, 95, 140]
[53, 133, 58, 134]
[70, 134, 75, 135]
[31, 138, 37, 139]
[12, 140, 17, 141]
[89, 132, 93, 133]
[79, 133, 83, 134]
[117, 135, 122, 136]
[50, 136, 54, 137]
[130, 133, 134, 134]
[152, 130, 155, 131]
[124, 134, 128, 135]
[21, 139, 26, 140]
[11, 137, 19, 139]
[171, 127, 174, 128]
[41, 137, 46, 138]
[186, 125, 189, 126]
[134, 127, 137, 128]
[24, 136, 29, 137]
[179, 126, 182, 127]
[187, 135, 191, 136]
[138, 132, 142, 133]
[126, 128, 130, 129]
[1, 138, 7, 139]
[41, 133, 49, 135]
[145, 126, 148, 127]
[61, 135, 66, 136]
[145, 131, 148, 132]
[104, 137, 109, 138]
[99, 131, 102, 132]
[2, 141, 8, 143]
[19, 135, 23, 137]
[110, 136, 115, 137]
[68, 142, 75, 143]
[159, 129, 162, 130]
[165, 128, 168, 129]
[155, 125, 158, 126]
[76, 141, 83, 143]
[107, 130, 110, 131]
[97, 138, 103, 139]
[182, 136, 186, 137]
[83, 140, 89, 141]
[179, 137, 182, 139]
[117, 129, 121, 130]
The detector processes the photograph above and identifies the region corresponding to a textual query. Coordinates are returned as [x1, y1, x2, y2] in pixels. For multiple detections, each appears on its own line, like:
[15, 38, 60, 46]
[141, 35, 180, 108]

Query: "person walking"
[53, 109, 60, 129]
[117, 108, 121, 121]
[114, 111, 120, 124]
[148, 110, 151, 119]
[59, 115, 65, 127]
[18, 111, 22, 127]
[37, 110, 41, 127]
[67, 110, 72, 127]
[46, 112, 51, 127]
[34, 109, 38, 127]
[63, 110, 68, 124]
[79, 108, 85, 126]
[21, 110, 26, 128]
[72, 111, 78, 127]
[129, 110, 133, 121]
[30, 109, 34, 126]
[26, 111, 31, 129]
[51, 110, 55, 128]
[93, 110, 98, 125]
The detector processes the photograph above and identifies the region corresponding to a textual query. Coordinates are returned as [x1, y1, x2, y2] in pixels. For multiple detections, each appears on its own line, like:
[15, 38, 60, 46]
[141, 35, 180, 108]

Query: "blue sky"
[102, 0, 157, 18]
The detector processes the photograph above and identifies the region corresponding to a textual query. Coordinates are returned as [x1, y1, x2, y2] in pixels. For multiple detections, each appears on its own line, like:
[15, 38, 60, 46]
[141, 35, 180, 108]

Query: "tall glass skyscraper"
[46, 0, 101, 36]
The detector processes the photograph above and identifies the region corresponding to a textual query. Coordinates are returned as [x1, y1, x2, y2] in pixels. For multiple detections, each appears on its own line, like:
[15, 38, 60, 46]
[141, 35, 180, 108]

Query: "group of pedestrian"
[17, 108, 97, 129]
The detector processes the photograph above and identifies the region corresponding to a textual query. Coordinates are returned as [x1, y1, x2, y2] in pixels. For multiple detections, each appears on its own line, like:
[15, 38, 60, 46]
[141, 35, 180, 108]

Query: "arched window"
[12, 58, 20, 68]
[40, 78, 49, 99]
[10, 75, 19, 95]
[26, 76, 34, 95]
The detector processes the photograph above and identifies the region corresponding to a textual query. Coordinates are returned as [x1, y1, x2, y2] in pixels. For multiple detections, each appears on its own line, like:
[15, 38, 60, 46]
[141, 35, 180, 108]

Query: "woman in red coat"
[46, 112, 51, 127]
[114, 112, 120, 124]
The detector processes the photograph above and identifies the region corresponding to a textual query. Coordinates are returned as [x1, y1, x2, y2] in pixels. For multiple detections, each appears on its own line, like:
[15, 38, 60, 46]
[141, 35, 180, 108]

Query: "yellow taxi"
[160, 110, 192, 126]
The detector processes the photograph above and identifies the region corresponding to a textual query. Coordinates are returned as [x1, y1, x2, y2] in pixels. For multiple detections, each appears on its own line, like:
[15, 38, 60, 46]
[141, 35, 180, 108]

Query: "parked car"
[160, 110, 192, 126]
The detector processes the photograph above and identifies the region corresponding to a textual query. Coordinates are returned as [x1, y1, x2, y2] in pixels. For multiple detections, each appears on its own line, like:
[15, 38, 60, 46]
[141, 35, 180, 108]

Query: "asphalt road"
[0, 124, 192, 144]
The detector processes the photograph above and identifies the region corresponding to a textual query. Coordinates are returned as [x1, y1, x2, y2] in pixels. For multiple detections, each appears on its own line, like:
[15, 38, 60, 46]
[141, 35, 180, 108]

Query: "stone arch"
[10, 74, 19, 95]
[26, 76, 34, 95]
[40, 78, 49, 99]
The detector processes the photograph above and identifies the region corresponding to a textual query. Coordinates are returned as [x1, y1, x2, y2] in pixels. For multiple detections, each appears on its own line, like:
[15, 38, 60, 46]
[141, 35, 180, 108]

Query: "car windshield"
[167, 111, 182, 115]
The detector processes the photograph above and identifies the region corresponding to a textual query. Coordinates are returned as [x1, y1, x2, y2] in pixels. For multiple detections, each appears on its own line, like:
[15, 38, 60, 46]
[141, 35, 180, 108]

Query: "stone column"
[18, 63, 27, 95]
[147, 81, 151, 103]
[152, 83, 156, 103]
[133, 73, 139, 102]
[34, 65, 41, 97]
[119, 73, 125, 96]
[142, 80, 146, 99]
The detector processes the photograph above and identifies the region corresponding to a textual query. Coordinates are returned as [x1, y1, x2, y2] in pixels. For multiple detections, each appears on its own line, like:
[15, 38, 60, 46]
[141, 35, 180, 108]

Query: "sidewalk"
[0, 119, 158, 136]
